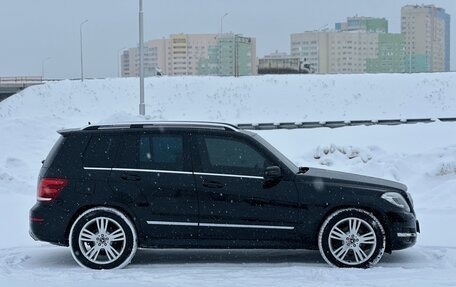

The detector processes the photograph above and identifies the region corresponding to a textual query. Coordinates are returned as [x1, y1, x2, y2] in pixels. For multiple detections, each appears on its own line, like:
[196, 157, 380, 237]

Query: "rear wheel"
[69, 207, 137, 269]
[318, 208, 385, 268]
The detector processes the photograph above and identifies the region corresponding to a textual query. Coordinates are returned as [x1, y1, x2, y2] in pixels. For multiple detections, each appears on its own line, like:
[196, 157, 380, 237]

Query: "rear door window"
[139, 134, 184, 171]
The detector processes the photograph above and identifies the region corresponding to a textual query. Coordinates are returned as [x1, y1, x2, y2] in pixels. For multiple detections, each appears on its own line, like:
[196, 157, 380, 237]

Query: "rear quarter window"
[83, 135, 120, 168]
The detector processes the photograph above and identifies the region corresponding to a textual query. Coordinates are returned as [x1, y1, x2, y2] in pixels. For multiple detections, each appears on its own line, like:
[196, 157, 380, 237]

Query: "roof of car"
[58, 121, 240, 135]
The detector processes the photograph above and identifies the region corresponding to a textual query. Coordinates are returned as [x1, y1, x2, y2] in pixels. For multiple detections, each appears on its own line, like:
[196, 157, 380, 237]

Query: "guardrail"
[236, 117, 456, 130]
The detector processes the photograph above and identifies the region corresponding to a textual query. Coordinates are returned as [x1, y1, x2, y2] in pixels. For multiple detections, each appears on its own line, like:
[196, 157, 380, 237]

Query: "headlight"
[381, 192, 410, 212]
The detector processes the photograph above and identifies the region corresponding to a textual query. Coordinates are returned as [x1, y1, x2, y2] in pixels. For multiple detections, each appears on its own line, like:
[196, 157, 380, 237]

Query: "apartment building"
[291, 16, 405, 74]
[198, 34, 257, 76]
[401, 4, 451, 72]
[121, 33, 256, 77]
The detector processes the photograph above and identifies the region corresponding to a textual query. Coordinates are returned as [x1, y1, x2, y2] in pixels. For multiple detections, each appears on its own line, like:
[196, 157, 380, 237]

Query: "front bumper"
[387, 211, 419, 251]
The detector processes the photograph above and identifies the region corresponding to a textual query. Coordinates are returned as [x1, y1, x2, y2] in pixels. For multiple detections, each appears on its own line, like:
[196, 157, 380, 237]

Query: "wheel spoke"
[109, 229, 125, 242]
[353, 247, 367, 263]
[358, 231, 376, 244]
[349, 218, 361, 235]
[334, 245, 349, 261]
[330, 227, 347, 241]
[87, 246, 101, 261]
[96, 218, 107, 234]
[105, 245, 119, 261]
[80, 229, 96, 242]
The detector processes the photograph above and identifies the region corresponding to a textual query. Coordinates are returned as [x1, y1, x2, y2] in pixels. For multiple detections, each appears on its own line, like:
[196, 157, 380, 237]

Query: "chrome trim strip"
[397, 232, 417, 238]
[83, 167, 112, 171]
[37, 197, 53, 202]
[194, 172, 264, 180]
[146, 220, 294, 230]
[146, 221, 198, 227]
[199, 223, 294, 230]
[112, 168, 193, 175]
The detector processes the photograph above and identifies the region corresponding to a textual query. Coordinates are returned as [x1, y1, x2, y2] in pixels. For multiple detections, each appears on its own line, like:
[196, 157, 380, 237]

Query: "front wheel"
[69, 207, 138, 269]
[318, 208, 386, 268]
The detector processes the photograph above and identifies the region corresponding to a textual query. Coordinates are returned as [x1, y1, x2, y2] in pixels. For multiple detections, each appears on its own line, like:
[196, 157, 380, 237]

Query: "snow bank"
[1, 73, 456, 124]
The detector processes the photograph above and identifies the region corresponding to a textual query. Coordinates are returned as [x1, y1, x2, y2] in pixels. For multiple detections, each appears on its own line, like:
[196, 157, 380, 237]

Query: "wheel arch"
[64, 204, 143, 246]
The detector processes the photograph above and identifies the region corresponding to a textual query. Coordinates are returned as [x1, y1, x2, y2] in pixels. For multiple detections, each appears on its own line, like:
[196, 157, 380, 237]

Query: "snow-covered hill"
[0, 73, 456, 286]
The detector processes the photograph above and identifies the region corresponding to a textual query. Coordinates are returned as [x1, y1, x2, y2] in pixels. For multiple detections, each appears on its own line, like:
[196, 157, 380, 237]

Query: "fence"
[236, 117, 456, 130]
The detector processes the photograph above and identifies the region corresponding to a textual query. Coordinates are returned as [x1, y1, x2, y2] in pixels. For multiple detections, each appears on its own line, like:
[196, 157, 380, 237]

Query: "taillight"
[37, 178, 68, 202]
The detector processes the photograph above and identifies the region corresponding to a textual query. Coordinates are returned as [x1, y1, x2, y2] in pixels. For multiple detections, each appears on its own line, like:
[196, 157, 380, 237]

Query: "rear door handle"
[202, 180, 224, 189]
[120, 173, 141, 181]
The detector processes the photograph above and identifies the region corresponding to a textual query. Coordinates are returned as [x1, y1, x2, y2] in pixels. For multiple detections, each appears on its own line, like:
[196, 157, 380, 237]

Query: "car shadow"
[28, 246, 417, 269]
[131, 249, 326, 266]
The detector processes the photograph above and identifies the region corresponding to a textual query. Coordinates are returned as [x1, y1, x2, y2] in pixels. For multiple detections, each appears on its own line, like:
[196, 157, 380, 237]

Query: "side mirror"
[264, 165, 282, 180]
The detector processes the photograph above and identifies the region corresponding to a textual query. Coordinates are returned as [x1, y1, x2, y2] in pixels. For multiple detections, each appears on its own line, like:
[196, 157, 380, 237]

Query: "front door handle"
[202, 180, 224, 189]
[120, 173, 141, 181]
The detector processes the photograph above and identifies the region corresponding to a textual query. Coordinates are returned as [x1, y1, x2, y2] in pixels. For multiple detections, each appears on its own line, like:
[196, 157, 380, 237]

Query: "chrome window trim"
[146, 220, 294, 230]
[83, 167, 112, 171]
[83, 167, 264, 179]
[112, 168, 193, 175]
[194, 172, 264, 180]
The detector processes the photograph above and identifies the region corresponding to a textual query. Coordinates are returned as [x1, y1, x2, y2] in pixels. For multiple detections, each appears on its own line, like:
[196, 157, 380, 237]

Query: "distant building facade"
[401, 4, 451, 72]
[291, 16, 405, 74]
[121, 33, 256, 77]
[197, 34, 257, 76]
[336, 16, 388, 33]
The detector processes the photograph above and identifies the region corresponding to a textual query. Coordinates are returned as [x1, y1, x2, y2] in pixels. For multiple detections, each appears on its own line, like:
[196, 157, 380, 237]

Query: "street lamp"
[117, 47, 126, 77]
[139, 0, 145, 116]
[80, 20, 88, 82]
[220, 12, 229, 34]
[41, 57, 51, 80]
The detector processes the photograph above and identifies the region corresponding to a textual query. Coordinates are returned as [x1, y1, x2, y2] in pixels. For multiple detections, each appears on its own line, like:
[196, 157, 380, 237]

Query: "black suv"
[30, 121, 419, 269]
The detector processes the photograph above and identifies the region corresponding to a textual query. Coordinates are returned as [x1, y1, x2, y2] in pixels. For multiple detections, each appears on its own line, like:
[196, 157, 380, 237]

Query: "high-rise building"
[121, 40, 167, 77]
[198, 34, 257, 76]
[291, 15, 406, 74]
[121, 33, 256, 77]
[401, 5, 451, 72]
[366, 34, 405, 73]
[336, 16, 388, 33]
[291, 31, 404, 74]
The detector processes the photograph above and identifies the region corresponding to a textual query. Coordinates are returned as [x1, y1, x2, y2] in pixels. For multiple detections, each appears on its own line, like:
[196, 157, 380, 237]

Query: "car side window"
[139, 134, 184, 171]
[83, 135, 120, 168]
[197, 135, 270, 176]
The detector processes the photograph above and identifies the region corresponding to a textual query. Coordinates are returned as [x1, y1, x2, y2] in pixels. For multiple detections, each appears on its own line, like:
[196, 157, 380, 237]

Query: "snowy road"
[1, 244, 455, 287]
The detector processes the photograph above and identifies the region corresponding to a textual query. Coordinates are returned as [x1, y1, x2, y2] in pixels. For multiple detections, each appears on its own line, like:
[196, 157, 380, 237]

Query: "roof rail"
[82, 121, 239, 132]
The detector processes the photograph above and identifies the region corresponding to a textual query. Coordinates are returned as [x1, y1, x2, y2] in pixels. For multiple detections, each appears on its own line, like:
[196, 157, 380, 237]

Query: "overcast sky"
[0, 0, 455, 79]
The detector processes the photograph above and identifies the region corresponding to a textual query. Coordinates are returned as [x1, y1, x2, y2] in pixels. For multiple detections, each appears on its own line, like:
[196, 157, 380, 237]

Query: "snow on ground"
[0, 73, 456, 286]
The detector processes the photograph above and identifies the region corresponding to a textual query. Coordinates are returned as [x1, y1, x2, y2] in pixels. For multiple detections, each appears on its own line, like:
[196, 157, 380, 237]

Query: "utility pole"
[139, 0, 145, 115]
[80, 20, 88, 81]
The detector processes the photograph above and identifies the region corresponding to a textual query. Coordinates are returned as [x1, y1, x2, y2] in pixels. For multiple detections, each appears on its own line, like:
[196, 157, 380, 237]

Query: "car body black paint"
[30, 124, 418, 253]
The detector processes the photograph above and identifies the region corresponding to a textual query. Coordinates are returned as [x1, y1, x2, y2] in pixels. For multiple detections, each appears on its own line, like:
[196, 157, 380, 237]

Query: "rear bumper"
[29, 203, 70, 246]
[387, 211, 419, 251]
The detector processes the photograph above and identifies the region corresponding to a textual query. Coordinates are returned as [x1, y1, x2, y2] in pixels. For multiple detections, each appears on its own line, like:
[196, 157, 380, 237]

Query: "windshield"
[249, 132, 299, 174]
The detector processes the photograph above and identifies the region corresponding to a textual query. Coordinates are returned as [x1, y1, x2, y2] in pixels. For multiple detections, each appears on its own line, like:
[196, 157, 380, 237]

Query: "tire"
[69, 207, 138, 269]
[318, 208, 386, 268]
